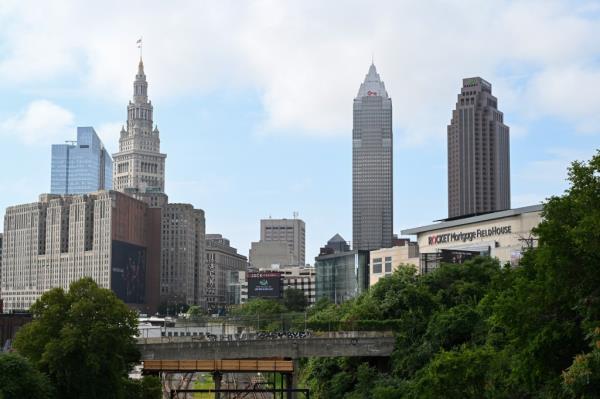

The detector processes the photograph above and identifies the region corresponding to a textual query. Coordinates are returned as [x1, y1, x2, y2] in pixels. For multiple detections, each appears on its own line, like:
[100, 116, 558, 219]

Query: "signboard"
[111, 240, 146, 304]
[428, 225, 512, 245]
[440, 249, 482, 264]
[248, 272, 283, 299]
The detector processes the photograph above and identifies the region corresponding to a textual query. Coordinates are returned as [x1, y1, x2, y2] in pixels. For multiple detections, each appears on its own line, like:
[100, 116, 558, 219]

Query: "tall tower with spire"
[352, 63, 393, 251]
[112, 58, 167, 207]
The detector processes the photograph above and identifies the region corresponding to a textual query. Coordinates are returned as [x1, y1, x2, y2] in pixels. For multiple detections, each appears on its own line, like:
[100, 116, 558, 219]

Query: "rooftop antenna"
[136, 37, 143, 58]
[293, 211, 298, 219]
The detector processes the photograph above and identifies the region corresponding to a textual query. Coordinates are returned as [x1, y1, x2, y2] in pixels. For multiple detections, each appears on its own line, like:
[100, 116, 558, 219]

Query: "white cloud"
[0, 100, 74, 145]
[0, 0, 599, 144]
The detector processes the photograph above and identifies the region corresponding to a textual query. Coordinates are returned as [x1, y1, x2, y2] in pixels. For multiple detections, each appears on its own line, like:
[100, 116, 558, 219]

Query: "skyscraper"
[447, 77, 510, 219]
[352, 63, 393, 251]
[51, 127, 112, 195]
[112, 58, 167, 207]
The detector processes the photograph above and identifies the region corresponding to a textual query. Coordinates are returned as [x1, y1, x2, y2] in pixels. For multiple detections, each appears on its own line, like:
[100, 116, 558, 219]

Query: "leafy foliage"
[283, 288, 309, 312]
[13, 278, 142, 399]
[301, 151, 600, 398]
[0, 352, 54, 399]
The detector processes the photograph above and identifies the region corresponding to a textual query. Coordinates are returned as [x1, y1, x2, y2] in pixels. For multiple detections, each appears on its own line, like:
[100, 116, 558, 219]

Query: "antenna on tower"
[136, 37, 143, 58]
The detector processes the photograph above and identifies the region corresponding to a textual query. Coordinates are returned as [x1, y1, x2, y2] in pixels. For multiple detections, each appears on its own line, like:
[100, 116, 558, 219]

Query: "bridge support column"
[212, 371, 222, 399]
[285, 372, 293, 399]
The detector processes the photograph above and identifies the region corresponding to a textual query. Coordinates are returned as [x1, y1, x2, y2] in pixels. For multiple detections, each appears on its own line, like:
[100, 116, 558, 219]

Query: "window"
[373, 261, 382, 274]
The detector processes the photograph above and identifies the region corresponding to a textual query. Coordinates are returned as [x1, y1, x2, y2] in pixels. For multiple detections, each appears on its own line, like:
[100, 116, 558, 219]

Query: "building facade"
[160, 204, 205, 307]
[447, 77, 510, 219]
[249, 241, 296, 269]
[112, 58, 167, 208]
[369, 243, 419, 286]
[353, 63, 393, 251]
[0, 191, 160, 313]
[205, 234, 248, 309]
[260, 218, 305, 266]
[51, 127, 112, 195]
[402, 204, 542, 274]
[315, 234, 369, 303]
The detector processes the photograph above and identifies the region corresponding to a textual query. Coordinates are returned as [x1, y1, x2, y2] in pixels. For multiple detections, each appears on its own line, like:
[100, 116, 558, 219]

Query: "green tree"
[13, 278, 141, 399]
[186, 305, 205, 321]
[283, 288, 308, 312]
[0, 352, 54, 399]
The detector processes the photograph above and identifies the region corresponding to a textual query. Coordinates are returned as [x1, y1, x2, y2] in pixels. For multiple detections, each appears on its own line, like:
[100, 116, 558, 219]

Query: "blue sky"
[1, 0, 599, 262]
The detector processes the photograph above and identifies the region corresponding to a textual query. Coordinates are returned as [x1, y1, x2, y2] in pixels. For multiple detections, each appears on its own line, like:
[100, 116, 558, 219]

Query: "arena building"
[401, 204, 543, 274]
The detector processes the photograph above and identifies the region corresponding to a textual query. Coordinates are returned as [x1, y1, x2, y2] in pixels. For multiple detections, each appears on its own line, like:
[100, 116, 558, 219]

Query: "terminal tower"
[112, 58, 167, 207]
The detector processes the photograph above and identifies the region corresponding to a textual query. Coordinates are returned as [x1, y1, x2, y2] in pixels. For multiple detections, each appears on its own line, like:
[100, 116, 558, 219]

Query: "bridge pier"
[212, 371, 222, 399]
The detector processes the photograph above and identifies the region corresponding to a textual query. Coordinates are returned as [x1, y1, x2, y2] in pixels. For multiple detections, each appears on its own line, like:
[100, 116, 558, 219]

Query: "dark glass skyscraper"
[447, 77, 510, 219]
[50, 126, 112, 194]
[352, 64, 393, 251]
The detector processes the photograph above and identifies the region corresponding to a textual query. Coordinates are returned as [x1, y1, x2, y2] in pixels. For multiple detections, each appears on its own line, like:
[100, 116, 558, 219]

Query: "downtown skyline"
[1, 1, 599, 262]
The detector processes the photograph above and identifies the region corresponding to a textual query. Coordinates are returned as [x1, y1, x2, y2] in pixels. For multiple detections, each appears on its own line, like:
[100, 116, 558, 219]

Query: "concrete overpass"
[138, 331, 395, 360]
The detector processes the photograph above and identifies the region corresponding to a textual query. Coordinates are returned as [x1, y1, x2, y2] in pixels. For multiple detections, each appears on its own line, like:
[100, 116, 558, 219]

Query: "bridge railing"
[169, 314, 401, 333]
[137, 330, 394, 345]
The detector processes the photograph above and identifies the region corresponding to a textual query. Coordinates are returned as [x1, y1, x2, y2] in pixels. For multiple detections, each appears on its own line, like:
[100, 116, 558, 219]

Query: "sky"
[0, 0, 599, 263]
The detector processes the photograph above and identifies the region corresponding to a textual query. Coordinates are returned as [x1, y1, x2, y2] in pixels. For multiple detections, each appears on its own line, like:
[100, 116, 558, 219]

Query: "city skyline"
[1, 1, 599, 262]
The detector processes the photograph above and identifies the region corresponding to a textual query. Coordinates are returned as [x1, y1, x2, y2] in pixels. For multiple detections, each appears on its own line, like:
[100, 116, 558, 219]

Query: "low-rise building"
[261, 265, 317, 305]
[314, 234, 369, 304]
[401, 204, 543, 274]
[369, 242, 419, 286]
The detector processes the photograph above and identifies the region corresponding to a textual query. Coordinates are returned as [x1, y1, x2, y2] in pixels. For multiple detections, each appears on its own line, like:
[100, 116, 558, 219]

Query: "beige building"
[401, 204, 542, 274]
[1, 191, 161, 313]
[260, 218, 305, 266]
[205, 234, 248, 309]
[249, 241, 296, 269]
[160, 204, 205, 307]
[369, 243, 419, 286]
[112, 58, 167, 208]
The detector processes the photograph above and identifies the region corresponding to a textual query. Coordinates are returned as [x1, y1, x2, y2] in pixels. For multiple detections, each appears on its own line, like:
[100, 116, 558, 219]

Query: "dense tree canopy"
[302, 150, 600, 398]
[0, 352, 54, 399]
[283, 288, 308, 312]
[13, 278, 142, 399]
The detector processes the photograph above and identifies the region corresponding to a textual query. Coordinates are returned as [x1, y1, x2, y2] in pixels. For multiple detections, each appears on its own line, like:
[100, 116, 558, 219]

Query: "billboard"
[247, 272, 283, 299]
[440, 249, 481, 264]
[111, 240, 146, 304]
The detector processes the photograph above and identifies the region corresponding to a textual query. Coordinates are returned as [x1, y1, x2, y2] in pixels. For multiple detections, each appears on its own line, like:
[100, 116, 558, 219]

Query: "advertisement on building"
[111, 240, 146, 304]
[247, 272, 283, 298]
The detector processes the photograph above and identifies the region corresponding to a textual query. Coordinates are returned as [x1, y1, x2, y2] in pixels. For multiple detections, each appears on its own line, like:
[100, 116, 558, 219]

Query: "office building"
[205, 234, 248, 309]
[315, 234, 369, 303]
[402, 204, 542, 274]
[369, 242, 419, 286]
[447, 77, 510, 218]
[160, 204, 206, 307]
[249, 241, 296, 269]
[112, 58, 167, 207]
[260, 218, 305, 266]
[353, 63, 393, 251]
[0, 191, 160, 313]
[51, 127, 112, 194]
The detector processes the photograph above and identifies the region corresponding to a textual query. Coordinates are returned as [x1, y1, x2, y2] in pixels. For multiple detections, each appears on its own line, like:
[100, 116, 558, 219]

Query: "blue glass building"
[51, 127, 112, 194]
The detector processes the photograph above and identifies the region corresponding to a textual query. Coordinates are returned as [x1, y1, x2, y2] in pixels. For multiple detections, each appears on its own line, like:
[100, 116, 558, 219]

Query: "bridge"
[137, 330, 395, 360]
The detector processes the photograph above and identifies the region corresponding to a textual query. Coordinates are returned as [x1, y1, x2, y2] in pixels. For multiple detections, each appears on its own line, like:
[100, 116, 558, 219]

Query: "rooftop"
[401, 204, 544, 235]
